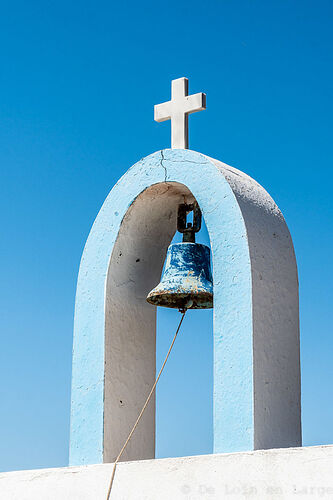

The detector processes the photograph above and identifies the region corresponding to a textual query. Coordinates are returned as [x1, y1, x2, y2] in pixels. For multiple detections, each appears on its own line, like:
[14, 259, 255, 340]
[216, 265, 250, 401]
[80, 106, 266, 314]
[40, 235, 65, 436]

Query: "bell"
[146, 203, 213, 310]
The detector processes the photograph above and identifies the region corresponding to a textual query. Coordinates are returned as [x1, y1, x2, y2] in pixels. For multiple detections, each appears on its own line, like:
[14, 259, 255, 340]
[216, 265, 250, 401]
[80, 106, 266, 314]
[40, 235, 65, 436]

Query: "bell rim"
[146, 290, 213, 310]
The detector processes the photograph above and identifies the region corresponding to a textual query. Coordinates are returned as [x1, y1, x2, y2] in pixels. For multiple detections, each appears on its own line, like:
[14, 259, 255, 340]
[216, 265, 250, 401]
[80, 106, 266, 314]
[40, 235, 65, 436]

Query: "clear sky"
[0, 0, 332, 472]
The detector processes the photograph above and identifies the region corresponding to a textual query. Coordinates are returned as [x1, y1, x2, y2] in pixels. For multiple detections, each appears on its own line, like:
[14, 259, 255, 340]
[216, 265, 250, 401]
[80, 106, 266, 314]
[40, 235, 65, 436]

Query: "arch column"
[69, 149, 301, 466]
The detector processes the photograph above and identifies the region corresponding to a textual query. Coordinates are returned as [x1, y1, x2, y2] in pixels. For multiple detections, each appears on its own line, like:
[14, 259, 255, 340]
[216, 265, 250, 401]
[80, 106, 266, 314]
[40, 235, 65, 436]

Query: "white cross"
[154, 77, 206, 149]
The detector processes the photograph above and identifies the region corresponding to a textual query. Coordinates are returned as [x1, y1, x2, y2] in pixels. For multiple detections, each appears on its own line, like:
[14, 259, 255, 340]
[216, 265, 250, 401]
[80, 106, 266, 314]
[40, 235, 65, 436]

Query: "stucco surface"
[209, 158, 301, 450]
[70, 149, 300, 465]
[104, 183, 195, 462]
[2, 446, 333, 499]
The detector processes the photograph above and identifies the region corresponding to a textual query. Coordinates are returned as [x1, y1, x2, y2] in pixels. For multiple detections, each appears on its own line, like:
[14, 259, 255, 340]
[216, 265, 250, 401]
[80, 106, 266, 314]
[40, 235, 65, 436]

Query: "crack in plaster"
[160, 150, 167, 182]
[165, 157, 206, 165]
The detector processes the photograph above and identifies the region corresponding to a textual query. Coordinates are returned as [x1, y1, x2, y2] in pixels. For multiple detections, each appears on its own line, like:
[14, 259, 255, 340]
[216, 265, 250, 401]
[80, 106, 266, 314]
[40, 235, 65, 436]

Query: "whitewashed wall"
[1, 446, 333, 499]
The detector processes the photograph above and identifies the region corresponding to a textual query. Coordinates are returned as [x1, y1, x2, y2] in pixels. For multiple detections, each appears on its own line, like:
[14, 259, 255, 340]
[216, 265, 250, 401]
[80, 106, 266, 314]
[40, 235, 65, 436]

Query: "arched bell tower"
[69, 79, 301, 466]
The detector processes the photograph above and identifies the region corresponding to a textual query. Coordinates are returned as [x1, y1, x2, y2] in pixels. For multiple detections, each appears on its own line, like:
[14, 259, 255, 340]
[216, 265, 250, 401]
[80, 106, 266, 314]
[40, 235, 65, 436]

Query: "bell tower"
[69, 78, 301, 466]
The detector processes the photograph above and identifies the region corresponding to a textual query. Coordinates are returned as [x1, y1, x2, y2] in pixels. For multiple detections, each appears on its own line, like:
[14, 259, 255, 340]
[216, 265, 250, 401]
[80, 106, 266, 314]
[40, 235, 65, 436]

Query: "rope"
[106, 310, 187, 499]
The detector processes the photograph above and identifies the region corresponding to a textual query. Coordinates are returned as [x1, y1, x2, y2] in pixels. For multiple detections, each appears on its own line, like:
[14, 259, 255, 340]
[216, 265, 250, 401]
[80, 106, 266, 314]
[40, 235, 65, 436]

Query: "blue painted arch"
[69, 148, 300, 465]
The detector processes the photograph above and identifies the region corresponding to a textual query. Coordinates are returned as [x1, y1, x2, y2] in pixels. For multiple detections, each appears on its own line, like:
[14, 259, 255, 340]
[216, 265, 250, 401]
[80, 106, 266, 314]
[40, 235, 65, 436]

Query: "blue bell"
[146, 203, 213, 311]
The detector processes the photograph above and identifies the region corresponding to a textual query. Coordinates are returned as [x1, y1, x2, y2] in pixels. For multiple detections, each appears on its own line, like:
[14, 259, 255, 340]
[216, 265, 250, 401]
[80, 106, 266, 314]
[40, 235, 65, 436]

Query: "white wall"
[2, 446, 333, 499]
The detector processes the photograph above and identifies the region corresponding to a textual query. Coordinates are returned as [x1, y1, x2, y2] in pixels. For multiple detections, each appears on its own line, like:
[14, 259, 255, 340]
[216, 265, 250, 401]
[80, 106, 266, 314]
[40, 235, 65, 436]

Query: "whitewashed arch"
[69, 149, 301, 465]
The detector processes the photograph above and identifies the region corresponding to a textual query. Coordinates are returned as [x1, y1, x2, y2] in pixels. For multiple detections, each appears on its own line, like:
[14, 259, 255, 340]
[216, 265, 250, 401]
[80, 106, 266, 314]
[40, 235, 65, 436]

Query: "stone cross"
[154, 77, 206, 149]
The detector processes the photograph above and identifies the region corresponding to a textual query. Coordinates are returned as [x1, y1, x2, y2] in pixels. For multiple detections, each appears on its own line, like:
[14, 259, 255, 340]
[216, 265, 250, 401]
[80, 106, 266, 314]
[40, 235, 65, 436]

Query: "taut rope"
[106, 310, 187, 499]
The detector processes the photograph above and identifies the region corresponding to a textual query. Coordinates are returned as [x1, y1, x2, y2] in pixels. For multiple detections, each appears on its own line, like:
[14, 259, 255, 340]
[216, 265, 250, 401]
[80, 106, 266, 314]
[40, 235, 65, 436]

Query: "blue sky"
[1, 0, 332, 472]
